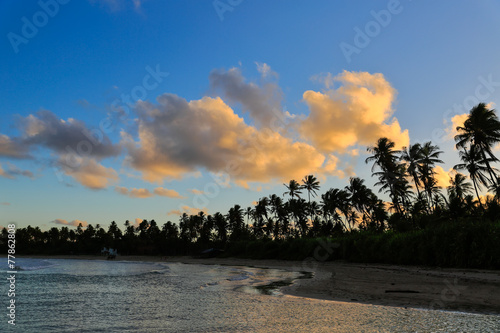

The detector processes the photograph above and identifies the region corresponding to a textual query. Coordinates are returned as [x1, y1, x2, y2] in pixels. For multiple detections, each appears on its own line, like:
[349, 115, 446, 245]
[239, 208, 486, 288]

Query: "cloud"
[153, 187, 185, 198]
[76, 99, 94, 109]
[114, 186, 153, 198]
[299, 71, 409, 152]
[0, 162, 34, 179]
[114, 186, 184, 198]
[17, 110, 120, 158]
[1, 202, 10, 206]
[168, 205, 208, 216]
[134, 218, 143, 227]
[189, 189, 204, 195]
[58, 155, 119, 190]
[123, 94, 328, 187]
[0, 134, 31, 159]
[51, 219, 88, 227]
[446, 113, 468, 141]
[209, 67, 285, 127]
[255, 62, 274, 78]
[434, 166, 454, 188]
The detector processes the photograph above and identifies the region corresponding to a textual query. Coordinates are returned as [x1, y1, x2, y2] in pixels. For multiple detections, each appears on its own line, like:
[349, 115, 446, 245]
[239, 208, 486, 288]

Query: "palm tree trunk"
[472, 178, 484, 210]
[481, 148, 498, 186]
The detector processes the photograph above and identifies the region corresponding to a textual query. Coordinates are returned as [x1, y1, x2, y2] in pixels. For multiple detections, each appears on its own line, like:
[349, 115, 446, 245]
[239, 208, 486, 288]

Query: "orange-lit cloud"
[123, 94, 328, 187]
[133, 218, 143, 227]
[51, 219, 88, 227]
[58, 155, 119, 190]
[167, 205, 208, 216]
[433, 166, 454, 188]
[153, 187, 185, 198]
[300, 71, 409, 152]
[115, 186, 184, 198]
[0, 135, 31, 159]
[446, 113, 468, 141]
[115, 186, 153, 198]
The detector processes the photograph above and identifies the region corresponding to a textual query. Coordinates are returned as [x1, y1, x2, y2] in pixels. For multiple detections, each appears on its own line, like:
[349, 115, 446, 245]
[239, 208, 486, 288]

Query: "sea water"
[2, 258, 499, 332]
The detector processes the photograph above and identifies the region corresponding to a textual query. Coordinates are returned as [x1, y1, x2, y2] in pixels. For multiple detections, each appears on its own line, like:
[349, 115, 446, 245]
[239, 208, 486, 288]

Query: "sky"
[2, 0, 500, 230]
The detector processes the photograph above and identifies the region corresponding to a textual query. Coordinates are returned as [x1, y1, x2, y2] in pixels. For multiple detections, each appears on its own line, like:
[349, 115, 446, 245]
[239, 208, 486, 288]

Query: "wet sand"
[24, 254, 500, 315]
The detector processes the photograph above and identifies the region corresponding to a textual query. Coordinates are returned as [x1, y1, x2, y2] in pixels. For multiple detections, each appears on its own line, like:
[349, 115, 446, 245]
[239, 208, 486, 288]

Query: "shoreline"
[21, 254, 500, 315]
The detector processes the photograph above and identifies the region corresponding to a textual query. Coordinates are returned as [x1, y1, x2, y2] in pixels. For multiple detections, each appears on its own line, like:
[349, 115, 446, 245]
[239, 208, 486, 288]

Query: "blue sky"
[2, 0, 500, 230]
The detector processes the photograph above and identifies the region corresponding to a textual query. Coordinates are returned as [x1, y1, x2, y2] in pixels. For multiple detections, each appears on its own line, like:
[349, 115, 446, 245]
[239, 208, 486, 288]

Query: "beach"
[24, 254, 500, 315]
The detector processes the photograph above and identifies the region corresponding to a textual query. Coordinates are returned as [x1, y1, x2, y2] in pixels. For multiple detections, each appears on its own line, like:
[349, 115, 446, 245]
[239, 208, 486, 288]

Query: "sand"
[24, 254, 500, 315]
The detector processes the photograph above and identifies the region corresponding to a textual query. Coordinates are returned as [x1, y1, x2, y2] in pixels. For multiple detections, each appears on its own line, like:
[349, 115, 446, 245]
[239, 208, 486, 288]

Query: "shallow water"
[2, 258, 499, 332]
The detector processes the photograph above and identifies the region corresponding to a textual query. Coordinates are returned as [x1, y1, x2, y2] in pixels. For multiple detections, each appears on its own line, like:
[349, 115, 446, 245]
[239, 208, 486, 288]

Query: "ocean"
[2, 258, 499, 332]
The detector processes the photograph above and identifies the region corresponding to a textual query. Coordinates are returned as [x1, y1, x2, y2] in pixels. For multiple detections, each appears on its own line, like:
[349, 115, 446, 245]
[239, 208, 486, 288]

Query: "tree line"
[2, 103, 500, 267]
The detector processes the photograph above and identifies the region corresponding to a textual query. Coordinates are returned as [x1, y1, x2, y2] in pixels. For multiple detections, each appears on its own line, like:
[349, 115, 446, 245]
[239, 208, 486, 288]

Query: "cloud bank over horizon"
[0, 67, 411, 192]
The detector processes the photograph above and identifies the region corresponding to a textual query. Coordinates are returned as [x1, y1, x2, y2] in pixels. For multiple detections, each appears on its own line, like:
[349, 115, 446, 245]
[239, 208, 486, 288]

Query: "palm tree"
[400, 143, 423, 196]
[366, 137, 404, 215]
[245, 207, 253, 229]
[301, 174, 320, 222]
[322, 188, 351, 232]
[447, 172, 473, 202]
[283, 179, 302, 199]
[488, 177, 500, 201]
[418, 141, 444, 211]
[227, 204, 245, 240]
[345, 177, 372, 222]
[454, 146, 494, 208]
[455, 103, 500, 185]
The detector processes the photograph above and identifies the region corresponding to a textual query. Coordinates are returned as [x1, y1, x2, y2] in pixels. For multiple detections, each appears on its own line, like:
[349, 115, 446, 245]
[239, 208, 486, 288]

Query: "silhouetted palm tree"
[447, 172, 473, 202]
[455, 103, 500, 185]
[419, 141, 444, 211]
[283, 179, 302, 199]
[454, 146, 493, 208]
[345, 177, 372, 222]
[301, 174, 320, 222]
[400, 143, 423, 196]
[366, 137, 404, 215]
[488, 177, 500, 202]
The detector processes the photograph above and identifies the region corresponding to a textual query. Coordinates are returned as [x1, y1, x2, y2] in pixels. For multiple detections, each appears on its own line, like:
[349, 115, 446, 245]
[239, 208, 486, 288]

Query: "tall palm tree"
[454, 146, 493, 208]
[245, 207, 253, 231]
[227, 204, 245, 240]
[345, 177, 372, 222]
[418, 141, 444, 211]
[366, 137, 404, 215]
[455, 103, 500, 185]
[301, 174, 320, 222]
[400, 143, 423, 196]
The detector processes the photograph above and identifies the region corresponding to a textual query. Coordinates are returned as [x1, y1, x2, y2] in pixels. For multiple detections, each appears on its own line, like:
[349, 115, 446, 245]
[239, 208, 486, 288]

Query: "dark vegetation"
[2, 103, 500, 269]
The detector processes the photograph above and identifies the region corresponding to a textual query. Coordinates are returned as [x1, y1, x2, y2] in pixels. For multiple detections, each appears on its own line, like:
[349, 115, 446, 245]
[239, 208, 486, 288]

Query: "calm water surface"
[2, 258, 499, 332]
